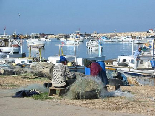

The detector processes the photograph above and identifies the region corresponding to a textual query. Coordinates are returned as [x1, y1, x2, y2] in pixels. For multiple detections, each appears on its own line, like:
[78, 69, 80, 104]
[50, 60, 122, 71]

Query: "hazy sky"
[0, 0, 155, 34]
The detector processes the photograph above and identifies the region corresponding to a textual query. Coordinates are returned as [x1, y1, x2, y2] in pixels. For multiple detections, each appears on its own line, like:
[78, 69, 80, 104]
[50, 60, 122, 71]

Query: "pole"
[61, 46, 64, 56]
[153, 39, 155, 59]
[74, 43, 77, 64]
[20, 38, 23, 54]
[153, 39, 155, 73]
[4, 28, 6, 35]
[29, 45, 31, 58]
[98, 38, 101, 57]
[39, 47, 42, 62]
[132, 39, 134, 55]
[59, 44, 60, 56]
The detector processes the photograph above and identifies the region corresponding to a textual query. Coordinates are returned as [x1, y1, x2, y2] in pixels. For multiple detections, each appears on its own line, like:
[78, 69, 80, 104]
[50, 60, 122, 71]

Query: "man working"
[52, 56, 75, 88]
[83, 59, 109, 87]
[134, 47, 142, 69]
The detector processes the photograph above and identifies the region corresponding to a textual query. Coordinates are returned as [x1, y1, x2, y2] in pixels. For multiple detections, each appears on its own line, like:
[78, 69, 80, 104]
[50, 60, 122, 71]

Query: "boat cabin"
[15, 58, 33, 65]
[114, 55, 152, 69]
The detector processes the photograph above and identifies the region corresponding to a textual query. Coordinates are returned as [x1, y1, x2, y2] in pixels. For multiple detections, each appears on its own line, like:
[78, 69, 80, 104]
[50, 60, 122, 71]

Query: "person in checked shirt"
[52, 56, 75, 88]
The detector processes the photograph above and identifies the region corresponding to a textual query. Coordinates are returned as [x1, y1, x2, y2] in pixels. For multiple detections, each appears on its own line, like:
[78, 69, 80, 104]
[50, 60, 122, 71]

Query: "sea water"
[21, 38, 141, 60]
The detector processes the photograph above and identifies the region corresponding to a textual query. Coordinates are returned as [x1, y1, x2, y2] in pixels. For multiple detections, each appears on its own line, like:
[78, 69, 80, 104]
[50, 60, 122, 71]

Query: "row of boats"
[0, 30, 155, 65]
[0, 30, 155, 86]
[0, 33, 52, 54]
[101, 36, 148, 44]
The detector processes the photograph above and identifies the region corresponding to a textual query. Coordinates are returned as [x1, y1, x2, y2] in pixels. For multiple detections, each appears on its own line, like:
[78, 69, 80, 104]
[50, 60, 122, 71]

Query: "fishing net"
[65, 75, 108, 99]
[16, 83, 49, 93]
[64, 74, 134, 99]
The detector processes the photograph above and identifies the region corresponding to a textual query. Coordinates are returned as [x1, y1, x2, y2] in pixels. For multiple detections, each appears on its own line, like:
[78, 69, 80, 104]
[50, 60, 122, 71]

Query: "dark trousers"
[98, 69, 109, 86]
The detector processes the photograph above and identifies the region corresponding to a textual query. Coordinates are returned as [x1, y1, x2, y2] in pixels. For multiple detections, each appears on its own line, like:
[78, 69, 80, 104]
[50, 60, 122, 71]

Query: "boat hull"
[0, 47, 20, 53]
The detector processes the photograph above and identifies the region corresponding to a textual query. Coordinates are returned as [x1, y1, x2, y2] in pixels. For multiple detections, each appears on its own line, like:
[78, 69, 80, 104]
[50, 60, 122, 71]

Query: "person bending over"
[83, 59, 109, 87]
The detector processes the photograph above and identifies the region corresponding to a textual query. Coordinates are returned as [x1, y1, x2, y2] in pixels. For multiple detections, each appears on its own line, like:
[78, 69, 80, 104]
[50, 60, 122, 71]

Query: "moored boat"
[27, 33, 45, 48]
[86, 39, 102, 51]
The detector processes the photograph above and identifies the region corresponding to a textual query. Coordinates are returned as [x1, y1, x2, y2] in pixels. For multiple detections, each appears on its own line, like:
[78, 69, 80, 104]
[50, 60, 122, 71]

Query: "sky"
[0, 0, 155, 35]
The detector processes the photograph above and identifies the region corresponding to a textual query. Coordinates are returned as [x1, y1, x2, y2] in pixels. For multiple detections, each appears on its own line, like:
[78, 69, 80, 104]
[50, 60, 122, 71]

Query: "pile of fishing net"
[65, 75, 109, 99]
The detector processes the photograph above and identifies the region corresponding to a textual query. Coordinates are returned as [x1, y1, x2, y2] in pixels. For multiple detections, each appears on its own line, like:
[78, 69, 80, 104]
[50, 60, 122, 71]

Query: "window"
[131, 59, 134, 64]
[140, 60, 143, 64]
[29, 61, 32, 63]
[123, 59, 126, 62]
[21, 61, 25, 64]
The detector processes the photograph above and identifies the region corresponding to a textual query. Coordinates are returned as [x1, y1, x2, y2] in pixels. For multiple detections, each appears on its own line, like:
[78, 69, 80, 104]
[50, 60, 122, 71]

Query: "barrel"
[97, 61, 106, 71]
[85, 67, 90, 75]
[150, 59, 155, 68]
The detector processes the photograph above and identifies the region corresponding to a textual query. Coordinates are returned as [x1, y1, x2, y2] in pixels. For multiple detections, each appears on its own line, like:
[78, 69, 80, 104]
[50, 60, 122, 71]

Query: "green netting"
[65, 75, 106, 99]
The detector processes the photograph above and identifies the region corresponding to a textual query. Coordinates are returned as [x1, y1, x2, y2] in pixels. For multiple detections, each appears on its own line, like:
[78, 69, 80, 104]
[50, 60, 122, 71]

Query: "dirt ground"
[0, 75, 155, 116]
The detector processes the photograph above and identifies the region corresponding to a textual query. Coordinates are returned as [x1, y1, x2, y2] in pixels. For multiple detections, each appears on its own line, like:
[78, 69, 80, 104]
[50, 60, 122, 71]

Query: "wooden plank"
[48, 86, 66, 96]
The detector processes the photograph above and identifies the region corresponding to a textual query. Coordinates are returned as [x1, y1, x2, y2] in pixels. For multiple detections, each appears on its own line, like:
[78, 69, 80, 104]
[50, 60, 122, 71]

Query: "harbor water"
[21, 39, 141, 60]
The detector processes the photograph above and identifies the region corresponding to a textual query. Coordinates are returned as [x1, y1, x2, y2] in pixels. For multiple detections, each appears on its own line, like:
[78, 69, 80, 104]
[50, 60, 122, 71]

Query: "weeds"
[32, 92, 53, 100]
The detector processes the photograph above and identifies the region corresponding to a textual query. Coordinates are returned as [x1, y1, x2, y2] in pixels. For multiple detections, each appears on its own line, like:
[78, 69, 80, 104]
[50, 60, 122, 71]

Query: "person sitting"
[83, 59, 109, 87]
[52, 56, 76, 88]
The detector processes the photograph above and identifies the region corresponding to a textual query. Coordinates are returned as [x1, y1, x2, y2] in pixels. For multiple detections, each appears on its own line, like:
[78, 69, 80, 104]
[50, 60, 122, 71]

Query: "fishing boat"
[40, 37, 51, 41]
[27, 33, 45, 48]
[0, 38, 20, 54]
[67, 31, 84, 42]
[0, 34, 11, 39]
[113, 54, 153, 68]
[86, 39, 102, 51]
[64, 40, 79, 45]
[117, 36, 133, 42]
[113, 39, 154, 69]
[101, 36, 118, 42]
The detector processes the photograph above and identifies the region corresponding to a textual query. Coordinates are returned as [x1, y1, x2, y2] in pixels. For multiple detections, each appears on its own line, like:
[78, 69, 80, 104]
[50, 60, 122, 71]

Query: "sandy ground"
[0, 75, 154, 116]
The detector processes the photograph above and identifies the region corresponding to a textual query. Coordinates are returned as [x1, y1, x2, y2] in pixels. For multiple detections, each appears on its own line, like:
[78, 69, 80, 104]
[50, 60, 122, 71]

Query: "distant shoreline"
[52, 31, 155, 39]
[93, 31, 155, 38]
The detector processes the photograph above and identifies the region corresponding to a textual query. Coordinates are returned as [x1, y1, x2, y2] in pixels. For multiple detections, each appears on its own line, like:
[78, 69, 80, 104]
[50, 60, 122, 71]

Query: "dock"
[105, 63, 155, 86]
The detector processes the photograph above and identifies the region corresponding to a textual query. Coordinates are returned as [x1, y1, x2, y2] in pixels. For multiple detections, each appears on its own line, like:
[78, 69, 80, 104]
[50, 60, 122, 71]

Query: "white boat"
[59, 37, 67, 42]
[113, 55, 153, 69]
[0, 46, 20, 53]
[67, 31, 84, 42]
[65, 40, 79, 45]
[86, 39, 102, 51]
[134, 37, 147, 44]
[101, 36, 118, 42]
[86, 39, 98, 47]
[134, 39, 146, 44]
[72, 31, 84, 42]
[117, 36, 133, 42]
[27, 33, 45, 47]
[0, 38, 20, 53]
[27, 40, 45, 48]
[113, 41, 154, 69]
[40, 37, 51, 41]
[0, 34, 11, 39]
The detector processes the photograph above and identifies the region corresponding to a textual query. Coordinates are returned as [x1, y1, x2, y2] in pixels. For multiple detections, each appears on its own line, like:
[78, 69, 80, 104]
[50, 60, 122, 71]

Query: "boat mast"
[4, 27, 6, 35]
[132, 39, 134, 55]
[153, 39, 155, 59]
[20, 38, 23, 54]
